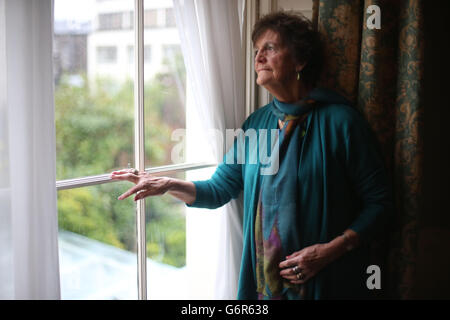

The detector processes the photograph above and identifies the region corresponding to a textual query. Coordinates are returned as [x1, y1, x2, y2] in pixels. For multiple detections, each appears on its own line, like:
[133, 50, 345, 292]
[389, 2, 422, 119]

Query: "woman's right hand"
[110, 169, 173, 201]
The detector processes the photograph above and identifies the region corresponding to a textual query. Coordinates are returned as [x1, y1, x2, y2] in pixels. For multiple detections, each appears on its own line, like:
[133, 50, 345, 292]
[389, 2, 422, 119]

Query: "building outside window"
[144, 9, 157, 28]
[98, 12, 123, 30]
[96, 46, 117, 63]
[165, 8, 175, 27]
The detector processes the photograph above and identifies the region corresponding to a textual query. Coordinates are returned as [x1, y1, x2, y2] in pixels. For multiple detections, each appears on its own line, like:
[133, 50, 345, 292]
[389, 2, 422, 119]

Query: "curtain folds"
[0, 0, 60, 299]
[313, 0, 424, 299]
[173, 0, 246, 299]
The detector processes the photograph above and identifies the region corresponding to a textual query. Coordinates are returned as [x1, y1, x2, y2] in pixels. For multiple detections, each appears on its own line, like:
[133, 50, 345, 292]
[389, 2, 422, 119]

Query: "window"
[162, 44, 180, 56]
[54, 0, 214, 300]
[144, 9, 157, 28]
[144, 45, 151, 63]
[57, 183, 137, 300]
[128, 45, 134, 64]
[123, 11, 134, 29]
[98, 13, 123, 30]
[165, 8, 176, 27]
[127, 45, 151, 64]
[96, 46, 117, 63]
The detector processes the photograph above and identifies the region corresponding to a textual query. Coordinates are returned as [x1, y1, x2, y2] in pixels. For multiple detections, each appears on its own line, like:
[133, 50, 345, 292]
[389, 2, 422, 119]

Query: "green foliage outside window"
[55, 55, 187, 268]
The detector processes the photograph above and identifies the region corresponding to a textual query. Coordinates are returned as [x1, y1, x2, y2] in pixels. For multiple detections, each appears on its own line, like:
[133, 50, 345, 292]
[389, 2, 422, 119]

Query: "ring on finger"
[292, 266, 302, 274]
[296, 272, 305, 280]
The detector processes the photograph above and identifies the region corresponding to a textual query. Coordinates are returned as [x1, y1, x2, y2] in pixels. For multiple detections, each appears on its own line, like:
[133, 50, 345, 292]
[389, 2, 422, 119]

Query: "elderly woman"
[111, 12, 391, 300]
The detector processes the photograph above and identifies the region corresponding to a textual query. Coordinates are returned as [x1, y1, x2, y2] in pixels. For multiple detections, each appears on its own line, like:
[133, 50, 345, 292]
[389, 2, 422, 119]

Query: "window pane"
[144, 45, 152, 63]
[97, 46, 117, 63]
[54, 0, 135, 180]
[127, 45, 151, 64]
[144, 0, 186, 168]
[145, 172, 187, 299]
[57, 182, 137, 299]
[127, 45, 134, 64]
[144, 9, 158, 28]
[98, 12, 123, 30]
[165, 8, 176, 27]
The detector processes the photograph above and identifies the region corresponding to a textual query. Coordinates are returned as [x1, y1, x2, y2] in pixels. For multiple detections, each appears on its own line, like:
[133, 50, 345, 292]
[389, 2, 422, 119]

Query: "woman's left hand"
[278, 243, 332, 284]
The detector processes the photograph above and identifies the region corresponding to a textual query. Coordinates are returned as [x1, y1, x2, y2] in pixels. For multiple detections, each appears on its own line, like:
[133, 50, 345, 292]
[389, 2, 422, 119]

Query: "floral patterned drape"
[312, 0, 424, 299]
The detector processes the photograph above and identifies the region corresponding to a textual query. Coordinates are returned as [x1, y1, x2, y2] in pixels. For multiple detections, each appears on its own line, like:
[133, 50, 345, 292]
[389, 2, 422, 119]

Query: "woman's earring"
[297, 71, 301, 81]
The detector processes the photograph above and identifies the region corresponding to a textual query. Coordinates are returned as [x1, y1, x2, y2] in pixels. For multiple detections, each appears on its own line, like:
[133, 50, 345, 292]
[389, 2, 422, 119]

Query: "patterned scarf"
[255, 92, 317, 300]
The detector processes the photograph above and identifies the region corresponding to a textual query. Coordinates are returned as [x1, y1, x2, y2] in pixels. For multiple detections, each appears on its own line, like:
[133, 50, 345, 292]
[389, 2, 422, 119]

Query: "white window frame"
[55, 0, 276, 300]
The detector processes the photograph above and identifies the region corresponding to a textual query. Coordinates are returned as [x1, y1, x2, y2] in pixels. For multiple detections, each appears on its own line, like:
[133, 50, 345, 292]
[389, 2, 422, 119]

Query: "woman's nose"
[255, 51, 266, 63]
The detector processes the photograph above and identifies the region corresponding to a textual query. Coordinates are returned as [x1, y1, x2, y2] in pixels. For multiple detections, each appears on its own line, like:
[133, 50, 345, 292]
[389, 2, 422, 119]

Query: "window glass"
[97, 46, 117, 63]
[54, 0, 134, 180]
[127, 45, 134, 64]
[127, 45, 151, 64]
[165, 8, 176, 27]
[145, 172, 187, 299]
[58, 182, 137, 300]
[144, 9, 158, 28]
[143, 0, 188, 299]
[98, 12, 123, 30]
[123, 11, 134, 29]
[55, 0, 194, 300]
[144, 45, 152, 63]
[144, 0, 186, 169]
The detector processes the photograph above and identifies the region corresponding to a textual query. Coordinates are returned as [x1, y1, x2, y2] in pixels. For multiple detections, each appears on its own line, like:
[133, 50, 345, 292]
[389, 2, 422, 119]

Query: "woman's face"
[254, 29, 300, 94]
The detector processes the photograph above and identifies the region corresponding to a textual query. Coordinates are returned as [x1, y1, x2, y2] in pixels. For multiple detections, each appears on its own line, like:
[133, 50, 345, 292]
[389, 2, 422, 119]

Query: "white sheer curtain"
[0, 0, 60, 299]
[174, 0, 246, 299]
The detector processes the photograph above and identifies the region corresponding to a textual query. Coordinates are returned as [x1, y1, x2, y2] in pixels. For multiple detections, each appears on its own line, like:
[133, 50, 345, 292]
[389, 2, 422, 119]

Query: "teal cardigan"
[188, 96, 392, 299]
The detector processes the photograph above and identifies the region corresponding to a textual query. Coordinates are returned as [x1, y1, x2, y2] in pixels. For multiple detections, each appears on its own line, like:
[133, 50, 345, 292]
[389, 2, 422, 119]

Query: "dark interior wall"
[415, 0, 450, 299]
